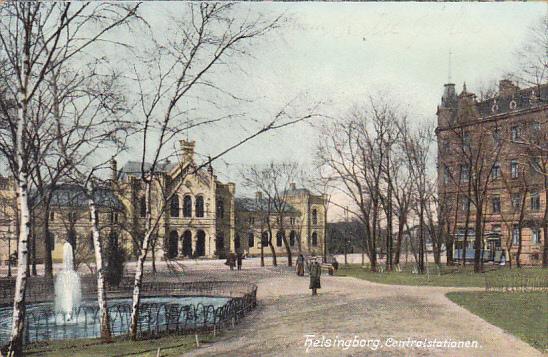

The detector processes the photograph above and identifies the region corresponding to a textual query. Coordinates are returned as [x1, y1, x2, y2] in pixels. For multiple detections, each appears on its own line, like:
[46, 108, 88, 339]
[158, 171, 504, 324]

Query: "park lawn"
[24, 333, 217, 357]
[336, 264, 546, 287]
[446, 291, 548, 352]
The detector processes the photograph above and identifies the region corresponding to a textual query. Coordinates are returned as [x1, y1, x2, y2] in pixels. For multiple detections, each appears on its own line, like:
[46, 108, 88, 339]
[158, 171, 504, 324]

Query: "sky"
[112, 1, 545, 195]
[3, 2, 544, 218]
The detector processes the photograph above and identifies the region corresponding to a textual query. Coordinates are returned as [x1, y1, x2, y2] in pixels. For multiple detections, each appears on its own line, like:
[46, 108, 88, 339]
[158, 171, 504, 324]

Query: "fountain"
[54, 242, 82, 320]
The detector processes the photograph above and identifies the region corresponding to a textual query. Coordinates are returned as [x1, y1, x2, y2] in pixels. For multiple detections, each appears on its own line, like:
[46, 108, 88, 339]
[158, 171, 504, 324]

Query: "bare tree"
[241, 162, 304, 267]
[124, 3, 323, 340]
[0, 3, 139, 354]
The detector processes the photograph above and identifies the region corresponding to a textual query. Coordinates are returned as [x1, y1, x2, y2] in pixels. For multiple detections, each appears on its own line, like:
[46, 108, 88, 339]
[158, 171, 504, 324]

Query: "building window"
[530, 157, 542, 174]
[511, 193, 521, 210]
[311, 232, 318, 247]
[532, 229, 541, 244]
[276, 231, 283, 247]
[68, 212, 76, 222]
[183, 195, 192, 217]
[139, 196, 146, 217]
[170, 196, 180, 217]
[462, 131, 471, 150]
[491, 196, 501, 214]
[290, 217, 296, 225]
[195, 195, 204, 217]
[110, 212, 118, 223]
[443, 165, 451, 184]
[512, 225, 520, 245]
[460, 165, 469, 182]
[530, 191, 540, 211]
[89, 231, 94, 250]
[312, 209, 318, 225]
[50, 211, 55, 221]
[511, 126, 520, 141]
[531, 122, 541, 135]
[510, 160, 519, 178]
[289, 230, 297, 246]
[248, 216, 255, 225]
[248, 232, 254, 247]
[261, 231, 269, 246]
[461, 197, 470, 212]
[491, 162, 501, 179]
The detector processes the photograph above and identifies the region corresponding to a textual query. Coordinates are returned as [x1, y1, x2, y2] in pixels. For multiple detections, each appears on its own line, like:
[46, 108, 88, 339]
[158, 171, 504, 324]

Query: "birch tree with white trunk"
[0, 3, 139, 354]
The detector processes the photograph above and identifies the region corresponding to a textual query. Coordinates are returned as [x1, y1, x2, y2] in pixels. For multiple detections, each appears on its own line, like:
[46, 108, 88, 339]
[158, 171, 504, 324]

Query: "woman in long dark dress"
[309, 259, 321, 295]
[296, 254, 305, 276]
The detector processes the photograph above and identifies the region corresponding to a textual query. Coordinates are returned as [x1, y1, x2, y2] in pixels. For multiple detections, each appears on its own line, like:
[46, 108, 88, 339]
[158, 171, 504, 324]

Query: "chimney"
[255, 191, 262, 200]
[290, 182, 296, 191]
[179, 139, 195, 165]
[110, 157, 118, 182]
[498, 79, 519, 97]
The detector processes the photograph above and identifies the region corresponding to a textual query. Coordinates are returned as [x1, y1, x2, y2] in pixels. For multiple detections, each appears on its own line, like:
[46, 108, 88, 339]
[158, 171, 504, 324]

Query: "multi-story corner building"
[0, 139, 326, 265]
[436, 79, 547, 265]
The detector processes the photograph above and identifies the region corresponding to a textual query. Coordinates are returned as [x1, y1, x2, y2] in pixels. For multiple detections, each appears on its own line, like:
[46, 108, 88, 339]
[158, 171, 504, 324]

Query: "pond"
[0, 295, 230, 344]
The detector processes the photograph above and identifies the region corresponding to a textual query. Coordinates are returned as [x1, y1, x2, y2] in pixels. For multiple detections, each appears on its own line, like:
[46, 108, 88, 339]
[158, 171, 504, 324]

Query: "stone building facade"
[436, 79, 547, 265]
[0, 139, 326, 265]
[235, 187, 327, 258]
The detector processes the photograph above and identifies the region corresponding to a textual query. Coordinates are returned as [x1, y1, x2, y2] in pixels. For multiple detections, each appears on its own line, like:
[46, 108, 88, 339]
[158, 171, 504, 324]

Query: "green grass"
[24, 333, 218, 357]
[446, 291, 548, 352]
[336, 264, 546, 287]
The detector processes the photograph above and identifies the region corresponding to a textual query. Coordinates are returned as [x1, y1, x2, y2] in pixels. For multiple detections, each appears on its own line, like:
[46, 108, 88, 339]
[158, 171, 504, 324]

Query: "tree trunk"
[130, 181, 153, 340]
[516, 190, 528, 268]
[88, 185, 112, 340]
[543, 178, 547, 267]
[260, 242, 264, 267]
[43, 204, 54, 278]
[7, 72, 31, 356]
[462, 197, 471, 267]
[473, 204, 483, 273]
[394, 212, 405, 267]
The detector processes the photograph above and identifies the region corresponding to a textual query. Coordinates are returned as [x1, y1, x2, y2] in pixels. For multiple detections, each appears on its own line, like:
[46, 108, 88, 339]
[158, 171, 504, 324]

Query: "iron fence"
[484, 275, 548, 292]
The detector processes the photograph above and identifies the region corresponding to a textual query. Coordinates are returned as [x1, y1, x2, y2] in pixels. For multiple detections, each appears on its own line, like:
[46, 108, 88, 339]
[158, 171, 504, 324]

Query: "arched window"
[312, 209, 318, 225]
[217, 199, 224, 219]
[311, 232, 318, 246]
[248, 232, 254, 247]
[261, 231, 269, 246]
[276, 231, 284, 247]
[289, 230, 297, 247]
[170, 196, 180, 217]
[183, 195, 192, 217]
[139, 196, 146, 217]
[89, 231, 94, 250]
[195, 195, 204, 217]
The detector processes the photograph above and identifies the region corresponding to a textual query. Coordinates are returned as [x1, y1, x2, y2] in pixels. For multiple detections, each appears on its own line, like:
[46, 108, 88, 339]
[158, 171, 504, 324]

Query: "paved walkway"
[185, 273, 542, 357]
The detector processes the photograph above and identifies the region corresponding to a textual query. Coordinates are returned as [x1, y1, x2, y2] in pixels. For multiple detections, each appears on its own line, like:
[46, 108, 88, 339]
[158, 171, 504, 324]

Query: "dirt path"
[185, 274, 542, 357]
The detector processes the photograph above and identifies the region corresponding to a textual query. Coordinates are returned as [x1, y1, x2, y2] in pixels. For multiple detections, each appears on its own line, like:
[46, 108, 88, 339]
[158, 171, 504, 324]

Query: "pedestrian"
[331, 256, 339, 272]
[296, 254, 305, 276]
[237, 252, 243, 271]
[225, 252, 236, 270]
[309, 258, 321, 296]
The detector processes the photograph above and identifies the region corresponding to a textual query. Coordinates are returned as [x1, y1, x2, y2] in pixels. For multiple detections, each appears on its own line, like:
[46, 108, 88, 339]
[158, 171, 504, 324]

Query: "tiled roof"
[235, 197, 299, 213]
[476, 84, 548, 118]
[119, 160, 178, 179]
[36, 184, 123, 210]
